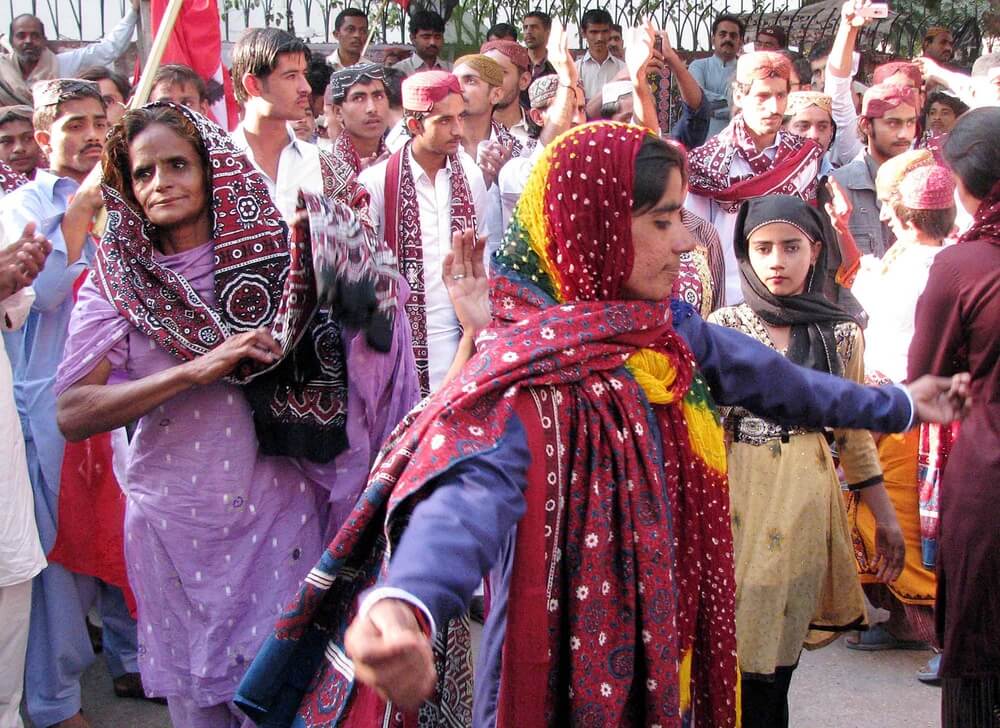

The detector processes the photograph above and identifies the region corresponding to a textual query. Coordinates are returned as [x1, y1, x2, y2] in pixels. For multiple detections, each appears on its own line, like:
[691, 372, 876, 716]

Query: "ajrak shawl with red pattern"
[384, 140, 476, 394]
[490, 118, 536, 159]
[236, 122, 739, 728]
[0, 159, 27, 193]
[95, 102, 396, 462]
[688, 114, 823, 213]
[329, 129, 387, 180]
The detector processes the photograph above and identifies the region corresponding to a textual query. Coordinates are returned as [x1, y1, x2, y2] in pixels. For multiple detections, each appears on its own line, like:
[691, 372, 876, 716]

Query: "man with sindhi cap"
[873, 61, 925, 114]
[358, 71, 498, 394]
[480, 40, 534, 142]
[921, 27, 954, 66]
[832, 83, 920, 259]
[451, 54, 507, 160]
[821, 1, 875, 166]
[686, 51, 823, 304]
[326, 63, 390, 178]
[0, 78, 141, 728]
[784, 93, 837, 171]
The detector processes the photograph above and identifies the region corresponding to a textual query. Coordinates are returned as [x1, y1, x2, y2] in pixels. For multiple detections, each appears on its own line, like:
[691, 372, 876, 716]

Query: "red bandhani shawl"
[383, 140, 476, 395]
[94, 102, 395, 462]
[688, 114, 822, 213]
[235, 122, 739, 728]
[0, 159, 27, 193]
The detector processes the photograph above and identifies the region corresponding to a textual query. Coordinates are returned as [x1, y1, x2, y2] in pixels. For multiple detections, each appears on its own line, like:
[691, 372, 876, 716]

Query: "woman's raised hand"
[443, 228, 491, 338]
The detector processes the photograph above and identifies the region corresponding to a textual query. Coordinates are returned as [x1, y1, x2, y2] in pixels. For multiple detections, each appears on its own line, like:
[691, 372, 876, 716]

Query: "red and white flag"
[147, 0, 239, 130]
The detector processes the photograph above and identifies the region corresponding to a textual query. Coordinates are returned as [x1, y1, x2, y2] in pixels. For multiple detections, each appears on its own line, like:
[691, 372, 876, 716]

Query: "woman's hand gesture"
[184, 327, 283, 386]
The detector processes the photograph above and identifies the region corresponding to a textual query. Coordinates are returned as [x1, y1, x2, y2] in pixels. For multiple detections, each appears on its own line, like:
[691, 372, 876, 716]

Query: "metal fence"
[2, 0, 991, 59]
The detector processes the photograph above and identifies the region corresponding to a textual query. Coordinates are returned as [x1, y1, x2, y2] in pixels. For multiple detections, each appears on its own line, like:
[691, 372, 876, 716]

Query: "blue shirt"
[0, 170, 91, 492]
[688, 55, 737, 138]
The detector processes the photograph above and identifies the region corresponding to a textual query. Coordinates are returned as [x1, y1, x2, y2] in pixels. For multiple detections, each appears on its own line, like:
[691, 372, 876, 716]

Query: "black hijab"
[734, 195, 856, 376]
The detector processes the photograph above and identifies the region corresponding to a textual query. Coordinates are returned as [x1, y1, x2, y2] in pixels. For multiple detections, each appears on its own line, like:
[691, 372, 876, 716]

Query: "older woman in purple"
[54, 103, 417, 727]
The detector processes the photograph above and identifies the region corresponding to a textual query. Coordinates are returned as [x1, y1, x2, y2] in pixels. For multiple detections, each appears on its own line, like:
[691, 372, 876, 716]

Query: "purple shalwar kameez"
[55, 240, 418, 724]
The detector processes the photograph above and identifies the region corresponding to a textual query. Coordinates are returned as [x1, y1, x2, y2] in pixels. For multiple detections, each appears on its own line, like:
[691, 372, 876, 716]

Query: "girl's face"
[746, 221, 819, 296]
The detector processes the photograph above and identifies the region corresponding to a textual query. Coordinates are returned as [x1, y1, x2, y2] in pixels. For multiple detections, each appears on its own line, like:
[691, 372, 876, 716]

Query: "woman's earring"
[807, 264, 816, 290]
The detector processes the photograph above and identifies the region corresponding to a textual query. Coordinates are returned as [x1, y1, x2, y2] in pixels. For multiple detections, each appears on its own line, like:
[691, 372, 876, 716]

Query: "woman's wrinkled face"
[129, 122, 209, 232]
[746, 221, 819, 296]
[624, 169, 696, 301]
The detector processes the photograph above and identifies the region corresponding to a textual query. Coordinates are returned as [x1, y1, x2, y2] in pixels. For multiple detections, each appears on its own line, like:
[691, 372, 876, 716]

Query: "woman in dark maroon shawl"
[908, 106, 1000, 727]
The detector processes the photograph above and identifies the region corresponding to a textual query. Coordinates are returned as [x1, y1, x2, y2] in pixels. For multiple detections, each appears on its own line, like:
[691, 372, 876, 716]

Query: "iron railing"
[2, 0, 991, 58]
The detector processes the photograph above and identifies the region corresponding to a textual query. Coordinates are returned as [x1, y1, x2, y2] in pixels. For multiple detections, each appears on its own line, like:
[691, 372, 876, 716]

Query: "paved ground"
[24, 633, 940, 727]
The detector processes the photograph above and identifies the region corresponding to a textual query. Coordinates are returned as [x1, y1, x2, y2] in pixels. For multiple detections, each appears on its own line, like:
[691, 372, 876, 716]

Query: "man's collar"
[581, 50, 615, 65]
[232, 120, 302, 153]
[33, 168, 78, 198]
[328, 49, 371, 69]
[406, 143, 453, 182]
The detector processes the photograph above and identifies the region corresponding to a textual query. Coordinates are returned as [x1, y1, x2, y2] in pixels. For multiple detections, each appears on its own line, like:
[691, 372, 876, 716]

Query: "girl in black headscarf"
[708, 195, 905, 728]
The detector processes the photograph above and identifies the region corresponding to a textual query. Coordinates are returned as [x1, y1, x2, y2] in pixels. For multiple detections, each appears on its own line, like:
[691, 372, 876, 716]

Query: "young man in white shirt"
[575, 9, 625, 102]
[326, 8, 373, 70]
[230, 28, 328, 222]
[358, 71, 498, 394]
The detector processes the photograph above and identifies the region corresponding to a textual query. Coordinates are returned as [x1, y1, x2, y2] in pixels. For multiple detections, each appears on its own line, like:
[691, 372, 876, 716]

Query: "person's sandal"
[917, 653, 942, 684]
[113, 672, 167, 704]
[845, 624, 929, 651]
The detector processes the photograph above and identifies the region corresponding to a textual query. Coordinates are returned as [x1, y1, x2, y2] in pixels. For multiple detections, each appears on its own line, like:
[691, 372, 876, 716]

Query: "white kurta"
[359, 148, 497, 390]
[851, 243, 943, 383]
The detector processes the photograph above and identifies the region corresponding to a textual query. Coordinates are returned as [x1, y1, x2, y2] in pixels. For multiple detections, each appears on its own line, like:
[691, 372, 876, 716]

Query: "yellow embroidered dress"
[708, 303, 881, 678]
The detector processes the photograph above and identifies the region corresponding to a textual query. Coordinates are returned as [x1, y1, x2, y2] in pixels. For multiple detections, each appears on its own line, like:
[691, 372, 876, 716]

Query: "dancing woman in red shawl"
[237, 122, 970, 728]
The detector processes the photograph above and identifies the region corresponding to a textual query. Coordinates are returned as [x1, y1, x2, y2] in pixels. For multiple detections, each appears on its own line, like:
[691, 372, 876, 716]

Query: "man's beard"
[17, 48, 41, 64]
[495, 92, 520, 110]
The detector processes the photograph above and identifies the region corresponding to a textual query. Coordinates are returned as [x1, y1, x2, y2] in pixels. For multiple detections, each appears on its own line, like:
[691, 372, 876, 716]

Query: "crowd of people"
[0, 1, 996, 727]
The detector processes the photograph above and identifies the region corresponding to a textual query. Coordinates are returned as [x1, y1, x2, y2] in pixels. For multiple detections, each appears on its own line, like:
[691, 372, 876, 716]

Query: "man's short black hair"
[307, 58, 333, 98]
[523, 10, 552, 29]
[409, 10, 445, 35]
[335, 8, 368, 32]
[809, 37, 835, 63]
[382, 67, 406, 109]
[79, 66, 133, 102]
[581, 9, 613, 31]
[150, 64, 208, 102]
[487, 22, 518, 41]
[610, 23, 623, 34]
[924, 89, 970, 117]
[781, 52, 812, 87]
[712, 14, 745, 39]
[231, 28, 311, 103]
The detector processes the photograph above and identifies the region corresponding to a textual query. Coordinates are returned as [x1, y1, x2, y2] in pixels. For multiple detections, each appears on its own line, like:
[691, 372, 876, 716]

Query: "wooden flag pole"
[360, 0, 392, 60]
[131, 0, 185, 106]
